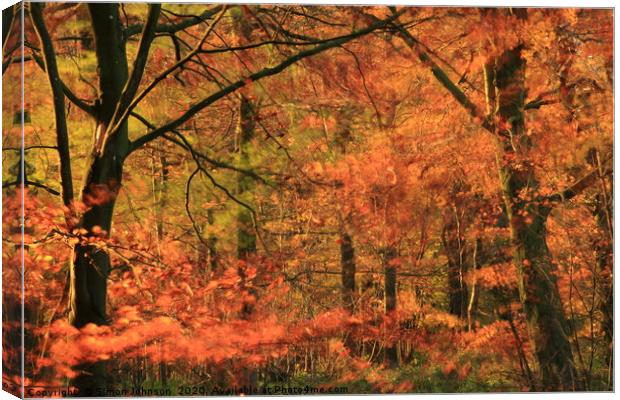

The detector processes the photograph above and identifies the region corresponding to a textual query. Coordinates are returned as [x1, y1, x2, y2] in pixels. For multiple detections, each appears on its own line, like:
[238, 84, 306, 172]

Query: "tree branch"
[30, 3, 74, 207]
[128, 12, 403, 151]
[384, 8, 495, 135]
[125, 5, 223, 36]
[109, 7, 226, 137]
[109, 4, 161, 135]
[3, 145, 58, 152]
[3, 179, 60, 196]
[524, 90, 561, 110]
[185, 167, 211, 250]
[188, 147, 257, 221]
[524, 99, 560, 110]
[340, 45, 383, 127]
[129, 111, 267, 184]
[30, 52, 95, 115]
[546, 159, 613, 204]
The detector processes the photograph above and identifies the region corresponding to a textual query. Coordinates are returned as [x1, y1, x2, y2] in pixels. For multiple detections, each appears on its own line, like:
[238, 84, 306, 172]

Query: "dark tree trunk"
[236, 95, 257, 260]
[155, 148, 169, 385]
[235, 95, 258, 325]
[206, 209, 218, 271]
[68, 4, 130, 395]
[491, 38, 579, 390]
[232, 7, 257, 263]
[195, 214, 218, 273]
[232, 13, 259, 389]
[70, 2, 129, 328]
[235, 92, 260, 386]
[30, 3, 74, 209]
[232, 7, 259, 328]
[441, 222, 468, 319]
[441, 181, 471, 319]
[340, 230, 357, 354]
[391, 6, 582, 390]
[382, 247, 398, 367]
[466, 238, 481, 331]
[155, 149, 168, 242]
[340, 232, 356, 313]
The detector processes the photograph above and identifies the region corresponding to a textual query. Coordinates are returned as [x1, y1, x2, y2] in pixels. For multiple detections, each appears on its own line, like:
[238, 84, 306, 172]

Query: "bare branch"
[109, 7, 227, 137]
[3, 179, 60, 196]
[3, 145, 58, 152]
[30, 52, 96, 115]
[340, 45, 383, 127]
[125, 5, 223, 36]
[185, 168, 211, 250]
[128, 12, 403, 151]
[129, 111, 267, 183]
[108, 4, 162, 134]
[546, 159, 613, 205]
[524, 89, 561, 110]
[30, 3, 74, 207]
[524, 98, 560, 110]
[376, 7, 496, 135]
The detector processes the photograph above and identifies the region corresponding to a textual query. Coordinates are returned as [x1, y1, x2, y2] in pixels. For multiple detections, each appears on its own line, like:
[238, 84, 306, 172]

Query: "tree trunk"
[231, 12, 259, 388]
[382, 247, 398, 367]
[235, 95, 259, 384]
[236, 95, 257, 260]
[155, 148, 168, 385]
[340, 231, 356, 313]
[490, 36, 579, 390]
[466, 238, 480, 331]
[441, 181, 470, 319]
[441, 219, 468, 319]
[235, 95, 258, 326]
[207, 209, 218, 271]
[592, 184, 613, 390]
[68, 4, 130, 395]
[155, 148, 168, 243]
[340, 230, 357, 354]
[232, 7, 259, 328]
[232, 6, 257, 263]
[392, 6, 582, 390]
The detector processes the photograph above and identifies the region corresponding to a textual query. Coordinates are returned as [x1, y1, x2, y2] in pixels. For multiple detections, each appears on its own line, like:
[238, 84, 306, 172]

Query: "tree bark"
[232, 7, 257, 262]
[235, 94, 258, 380]
[466, 238, 480, 331]
[155, 149, 168, 243]
[207, 209, 218, 271]
[492, 41, 579, 391]
[441, 216, 468, 319]
[340, 232, 356, 313]
[236, 96, 257, 260]
[68, 4, 130, 395]
[382, 247, 398, 367]
[154, 145, 168, 385]
[231, 9, 259, 332]
[231, 12, 260, 389]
